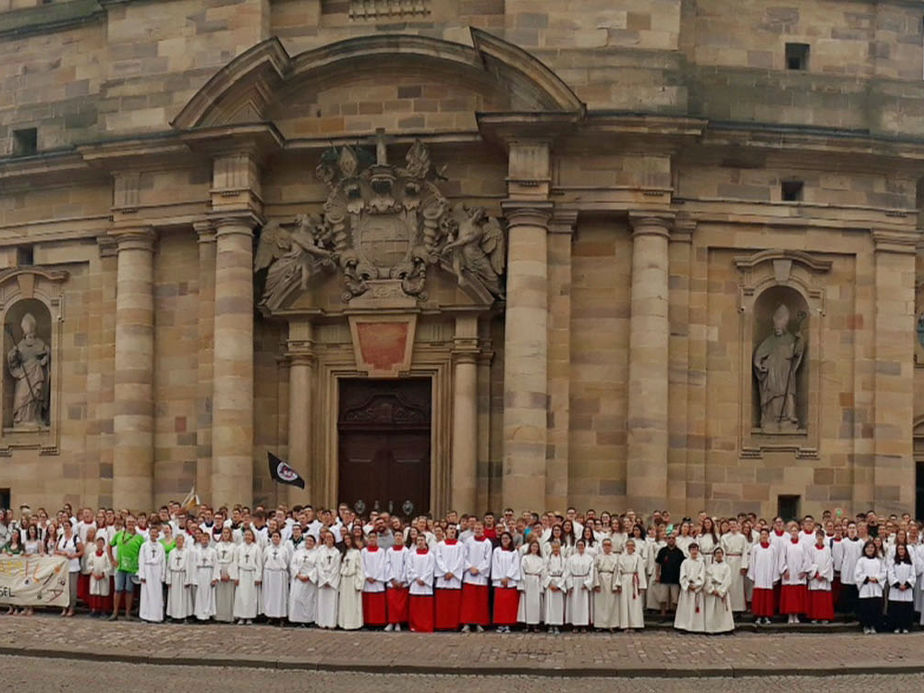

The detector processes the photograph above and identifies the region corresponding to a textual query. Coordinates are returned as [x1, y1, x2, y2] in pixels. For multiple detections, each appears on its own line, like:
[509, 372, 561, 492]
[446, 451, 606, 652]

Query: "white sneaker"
[475, 625, 485, 633]
[385, 624, 394, 632]
[903, 629, 910, 634]
[461, 625, 470, 633]
[395, 624, 401, 632]
[895, 628, 901, 634]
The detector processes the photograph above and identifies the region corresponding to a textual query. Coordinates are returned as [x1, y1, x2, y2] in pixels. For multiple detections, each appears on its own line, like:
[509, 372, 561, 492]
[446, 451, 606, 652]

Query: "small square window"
[781, 180, 804, 202]
[16, 246, 34, 267]
[778, 495, 801, 523]
[11, 128, 37, 157]
[786, 43, 810, 70]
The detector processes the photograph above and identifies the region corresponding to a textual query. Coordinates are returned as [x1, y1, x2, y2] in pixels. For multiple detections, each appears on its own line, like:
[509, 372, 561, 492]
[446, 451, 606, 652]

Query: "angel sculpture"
[442, 203, 506, 297]
[254, 214, 338, 307]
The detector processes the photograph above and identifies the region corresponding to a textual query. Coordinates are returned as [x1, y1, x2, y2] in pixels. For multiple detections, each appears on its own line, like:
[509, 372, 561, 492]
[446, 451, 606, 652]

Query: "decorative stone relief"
[255, 136, 506, 311]
[347, 0, 430, 20]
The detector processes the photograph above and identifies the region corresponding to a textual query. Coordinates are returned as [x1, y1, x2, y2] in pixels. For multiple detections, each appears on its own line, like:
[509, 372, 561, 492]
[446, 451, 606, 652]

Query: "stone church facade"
[1, 0, 924, 519]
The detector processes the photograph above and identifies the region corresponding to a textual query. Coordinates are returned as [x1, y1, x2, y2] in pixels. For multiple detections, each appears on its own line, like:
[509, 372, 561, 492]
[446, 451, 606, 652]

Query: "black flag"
[267, 452, 305, 489]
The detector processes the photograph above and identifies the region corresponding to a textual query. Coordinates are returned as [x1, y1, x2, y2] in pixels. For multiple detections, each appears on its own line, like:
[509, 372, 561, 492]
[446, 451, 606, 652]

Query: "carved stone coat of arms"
[255, 138, 506, 310]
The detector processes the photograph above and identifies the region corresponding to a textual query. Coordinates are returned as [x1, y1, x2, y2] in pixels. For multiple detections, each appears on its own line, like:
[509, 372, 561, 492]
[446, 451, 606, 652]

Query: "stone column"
[626, 213, 673, 513]
[451, 315, 479, 513]
[210, 214, 257, 506]
[287, 320, 315, 505]
[501, 202, 552, 513]
[195, 221, 216, 502]
[111, 225, 155, 512]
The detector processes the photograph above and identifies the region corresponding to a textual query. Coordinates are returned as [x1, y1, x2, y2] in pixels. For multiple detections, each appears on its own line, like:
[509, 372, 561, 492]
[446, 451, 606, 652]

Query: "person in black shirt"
[654, 534, 685, 619]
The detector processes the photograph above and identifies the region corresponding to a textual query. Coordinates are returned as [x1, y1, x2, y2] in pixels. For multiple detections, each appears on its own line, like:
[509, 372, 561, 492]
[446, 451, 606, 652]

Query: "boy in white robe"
[136, 526, 166, 623]
[517, 540, 545, 630]
[748, 527, 779, 624]
[704, 547, 734, 634]
[543, 541, 568, 633]
[88, 536, 112, 617]
[615, 539, 647, 630]
[288, 535, 318, 626]
[565, 540, 595, 631]
[674, 542, 705, 633]
[593, 539, 620, 630]
[214, 528, 237, 623]
[806, 529, 834, 623]
[190, 531, 220, 621]
[315, 531, 342, 629]
[232, 529, 263, 624]
[165, 533, 193, 621]
[262, 530, 290, 623]
[360, 531, 388, 628]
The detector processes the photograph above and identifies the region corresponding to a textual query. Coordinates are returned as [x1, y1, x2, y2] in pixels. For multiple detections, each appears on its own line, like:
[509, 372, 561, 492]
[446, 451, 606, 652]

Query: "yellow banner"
[0, 555, 70, 607]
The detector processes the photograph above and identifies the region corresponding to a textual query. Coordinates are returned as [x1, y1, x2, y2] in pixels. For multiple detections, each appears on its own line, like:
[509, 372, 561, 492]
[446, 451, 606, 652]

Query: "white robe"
[406, 549, 435, 596]
[888, 561, 916, 603]
[565, 552, 595, 626]
[136, 541, 165, 623]
[674, 556, 705, 633]
[838, 537, 865, 586]
[288, 546, 318, 624]
[214, 541, 236, 622]
[189, 544, 219, 620]
[434, 541, 464, 589]
[386, 545, 409, 587]
[719, 532, 749, 611]
[463, 537, 493, 586]
[704, 560, 734, 634]
[592, 552, 619, 629]
[338, 548, 364, 629]
[615, 552, 647, 629]
[490, 547, 521, 588]
[517, 553, 545, 625]
[316, 545, 341, 628]
[807, 544, 834, 591]
[165, 547, 193, 619]
[854, 556, 886, 599]
[747, 542, 779, 589]
[232, 542, 263, 620]
[645, 539, 666, 610]
[88, 552, 111, 597]
[361, 547, 388, 593]
[543, 553, 568, 626]
[778, 539, 811, 586]
[261, 544, 289, 618]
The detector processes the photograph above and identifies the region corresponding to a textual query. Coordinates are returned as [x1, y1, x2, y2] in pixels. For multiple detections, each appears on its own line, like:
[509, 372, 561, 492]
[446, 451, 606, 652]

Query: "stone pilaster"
[286, 320, 315, 505]
[872, 230, 917, 514]
[626, 213, 673, 513]
[195, 221, 216, 503]
[501, 201, 553, 513]
[451, 315, 479, 513]
[111, 225, 155, 512]
[210, 213, 258, 506]
[668, 217, 694, 513]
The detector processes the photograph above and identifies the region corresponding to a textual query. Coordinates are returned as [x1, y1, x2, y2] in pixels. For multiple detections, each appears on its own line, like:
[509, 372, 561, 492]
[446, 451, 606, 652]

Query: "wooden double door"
[337, 378, 431, 518]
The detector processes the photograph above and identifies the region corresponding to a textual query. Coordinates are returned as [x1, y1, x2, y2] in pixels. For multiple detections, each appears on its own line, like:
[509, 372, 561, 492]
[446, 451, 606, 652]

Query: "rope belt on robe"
[632, 572, 640, 600]
[694, 588, 702, 614]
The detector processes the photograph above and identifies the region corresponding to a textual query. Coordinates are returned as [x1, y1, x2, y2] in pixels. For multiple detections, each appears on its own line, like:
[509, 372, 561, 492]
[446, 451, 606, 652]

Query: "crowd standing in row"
[1, 503, 921, 635]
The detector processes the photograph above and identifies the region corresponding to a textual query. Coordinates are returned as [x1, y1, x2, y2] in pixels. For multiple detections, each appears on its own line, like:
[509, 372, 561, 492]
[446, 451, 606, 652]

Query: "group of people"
[0, 502, 921, 635]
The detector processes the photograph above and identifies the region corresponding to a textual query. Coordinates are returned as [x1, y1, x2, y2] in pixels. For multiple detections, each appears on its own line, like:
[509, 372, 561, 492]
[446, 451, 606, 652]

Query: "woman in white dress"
[565, 539, 595, 632]
[543, 540, 568, 634]
[316, 531, 342, 629]
[288, 534, 318, 626]
[214, 527, 237, 623]
[674, 542, 706, 633]
[338, 533, 364, 630]
[593, 539, 619, 631]
[615, 538, 647, 631]
[232, 528, 263, 625]
[261, 530, 289, 624]
[698, 518, 718, 565]
[517, 539, 545, 631]
[703, 547, 734, 634]
[165, 533, 193, 622]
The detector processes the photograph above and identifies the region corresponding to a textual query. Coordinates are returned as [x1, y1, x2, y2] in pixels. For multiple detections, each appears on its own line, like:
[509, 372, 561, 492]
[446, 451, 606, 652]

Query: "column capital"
[548, 210, 578, 235]
[108, 224, 155, 252]
[501, 200, 554, 228]
[209, 211, 262, 238]
[286, 352, 316, 367]
[629, 211, 675, 239]
[194, 220, 216, 245]
[671, 215, 696, 244]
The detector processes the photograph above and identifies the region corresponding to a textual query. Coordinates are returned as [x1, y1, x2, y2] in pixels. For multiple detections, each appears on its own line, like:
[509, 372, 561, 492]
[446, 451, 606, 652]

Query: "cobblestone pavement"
[0, 655, 920, 693]
[0, 613, 921, 677]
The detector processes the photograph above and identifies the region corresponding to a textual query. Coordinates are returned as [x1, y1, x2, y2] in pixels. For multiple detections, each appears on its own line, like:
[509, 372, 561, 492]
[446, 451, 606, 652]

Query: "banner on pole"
[0, 555, 70, 607]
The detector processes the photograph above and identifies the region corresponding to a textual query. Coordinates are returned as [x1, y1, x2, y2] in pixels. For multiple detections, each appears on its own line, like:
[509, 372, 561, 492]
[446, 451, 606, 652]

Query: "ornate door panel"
[338, 378, 431, 517]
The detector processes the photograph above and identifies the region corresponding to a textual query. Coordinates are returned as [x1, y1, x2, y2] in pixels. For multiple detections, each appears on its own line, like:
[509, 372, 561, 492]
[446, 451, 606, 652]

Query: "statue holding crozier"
[6, 312, 50, 428]
[753, 304, 805, 433]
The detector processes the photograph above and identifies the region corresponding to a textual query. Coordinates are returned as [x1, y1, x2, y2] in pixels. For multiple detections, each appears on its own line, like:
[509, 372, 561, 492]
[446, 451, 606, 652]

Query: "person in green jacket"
[109, 516, 145, 621]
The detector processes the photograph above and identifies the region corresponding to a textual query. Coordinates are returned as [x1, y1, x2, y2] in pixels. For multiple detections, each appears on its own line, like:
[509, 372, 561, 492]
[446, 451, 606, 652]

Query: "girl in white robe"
[261, 530, 289, 623]
[190, 533, 220, 621]
[517, 540, 545, 630]
[747, 528, 779, 624]
[288, 535, 318, 626]
[232, 529, 263, 624]
[704, 547, 734, 634]
[887, 543, 915, 633]
[316, 531, 342, 629]
[490, 533, 521, 632]
[165, 534, 193, 621]
[674, 543, 705, 633]
[615, 539, 647, 630]
[646, 530, 667, 611]
[338, 534, 364, 630]
[855, 540, 886, 634]
[406, 535, 436, 632]
[806, 530, 834, 623]
[214, 528, 236, 623]
[87, 536, 112, 617]
[719, 521, 748, 612]
[592, 539, 620, 630]
[136, 528, 166, 623]
[565, 539, 595, 631]
[543, 541, 568, 633]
